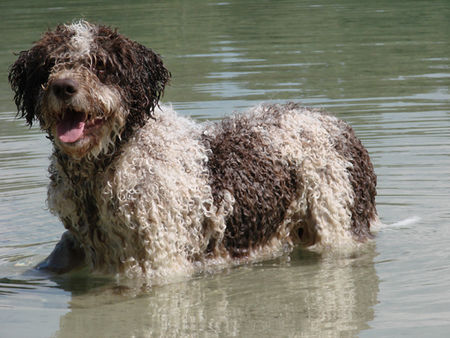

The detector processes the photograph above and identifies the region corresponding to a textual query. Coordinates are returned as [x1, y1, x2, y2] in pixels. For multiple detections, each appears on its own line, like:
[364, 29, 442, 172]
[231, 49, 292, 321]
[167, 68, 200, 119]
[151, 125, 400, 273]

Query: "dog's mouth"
[56, 109, 104, 144]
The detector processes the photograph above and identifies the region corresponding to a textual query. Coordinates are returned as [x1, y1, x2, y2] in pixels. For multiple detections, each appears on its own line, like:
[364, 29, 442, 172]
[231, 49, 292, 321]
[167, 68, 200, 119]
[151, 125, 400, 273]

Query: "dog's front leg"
[35, 231, 86, 274]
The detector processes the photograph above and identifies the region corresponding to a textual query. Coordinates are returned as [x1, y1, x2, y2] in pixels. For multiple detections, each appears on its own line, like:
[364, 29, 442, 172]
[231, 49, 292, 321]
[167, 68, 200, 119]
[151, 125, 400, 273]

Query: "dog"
[9, 21, 377, 281]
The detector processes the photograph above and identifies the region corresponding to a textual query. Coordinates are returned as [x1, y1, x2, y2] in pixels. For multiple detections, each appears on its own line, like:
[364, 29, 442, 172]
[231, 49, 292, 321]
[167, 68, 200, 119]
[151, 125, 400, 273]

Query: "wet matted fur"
[9, 21, 378, 281]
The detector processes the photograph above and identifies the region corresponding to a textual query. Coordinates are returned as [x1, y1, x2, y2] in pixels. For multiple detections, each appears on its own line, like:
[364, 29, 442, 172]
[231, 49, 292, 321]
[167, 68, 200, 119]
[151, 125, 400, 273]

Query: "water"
[0, 0, 449, 337]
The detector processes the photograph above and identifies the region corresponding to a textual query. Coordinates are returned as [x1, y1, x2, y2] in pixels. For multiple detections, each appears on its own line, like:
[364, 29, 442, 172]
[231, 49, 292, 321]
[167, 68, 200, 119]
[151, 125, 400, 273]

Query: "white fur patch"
[67, 20, 96, 56]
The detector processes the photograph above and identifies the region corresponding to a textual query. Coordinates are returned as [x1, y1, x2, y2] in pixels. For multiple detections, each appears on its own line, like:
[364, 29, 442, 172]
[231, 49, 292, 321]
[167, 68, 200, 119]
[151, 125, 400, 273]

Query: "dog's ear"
[8, 50, 36, 126]
[136, 43, 171, 112]
[124, 42, 171, 122]
[97, 26, 171, 131]
[9, 44, 53, 127]
[103, 31, 171, 125]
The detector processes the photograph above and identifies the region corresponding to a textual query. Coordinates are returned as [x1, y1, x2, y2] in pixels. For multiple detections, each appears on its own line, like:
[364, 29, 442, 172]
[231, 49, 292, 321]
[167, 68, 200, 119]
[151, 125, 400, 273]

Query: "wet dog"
[9, 21, 377, 281]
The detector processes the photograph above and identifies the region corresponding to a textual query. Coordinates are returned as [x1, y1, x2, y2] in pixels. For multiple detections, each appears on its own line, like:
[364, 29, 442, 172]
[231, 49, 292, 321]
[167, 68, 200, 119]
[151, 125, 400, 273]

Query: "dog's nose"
[50, 78, 79, 100]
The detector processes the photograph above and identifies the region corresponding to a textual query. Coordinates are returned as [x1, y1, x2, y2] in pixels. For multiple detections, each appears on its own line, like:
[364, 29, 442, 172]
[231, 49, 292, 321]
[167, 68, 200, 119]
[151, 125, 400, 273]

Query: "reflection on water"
[0, 247, 379, 337]
[0, 0, 449, 336]
[52, 248, 378, 337]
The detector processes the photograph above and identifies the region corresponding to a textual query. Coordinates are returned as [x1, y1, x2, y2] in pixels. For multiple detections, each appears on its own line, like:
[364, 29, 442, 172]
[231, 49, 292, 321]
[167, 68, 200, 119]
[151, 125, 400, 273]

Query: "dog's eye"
[96, 59, 107, 71]
[95, 61, 107, 80]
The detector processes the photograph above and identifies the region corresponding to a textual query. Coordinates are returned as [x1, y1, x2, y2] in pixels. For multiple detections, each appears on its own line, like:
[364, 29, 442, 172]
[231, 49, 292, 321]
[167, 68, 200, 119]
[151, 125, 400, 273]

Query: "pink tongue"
[57, 112, 86, 143]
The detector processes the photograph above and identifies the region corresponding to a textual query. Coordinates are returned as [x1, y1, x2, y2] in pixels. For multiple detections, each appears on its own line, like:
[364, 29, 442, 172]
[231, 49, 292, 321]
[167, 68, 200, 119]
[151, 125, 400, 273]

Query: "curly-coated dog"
[9, 21, 377, 281]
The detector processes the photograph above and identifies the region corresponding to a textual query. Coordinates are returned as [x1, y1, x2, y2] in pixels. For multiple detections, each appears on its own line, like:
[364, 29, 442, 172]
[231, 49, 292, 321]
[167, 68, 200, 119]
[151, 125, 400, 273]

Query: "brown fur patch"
[333, 120, 377, 240]
[203, 114, 299, 257]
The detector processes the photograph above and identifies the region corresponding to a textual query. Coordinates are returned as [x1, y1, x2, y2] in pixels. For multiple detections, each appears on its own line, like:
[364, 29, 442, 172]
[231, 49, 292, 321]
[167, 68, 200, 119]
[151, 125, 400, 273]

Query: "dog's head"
[9, 21, 170, 159]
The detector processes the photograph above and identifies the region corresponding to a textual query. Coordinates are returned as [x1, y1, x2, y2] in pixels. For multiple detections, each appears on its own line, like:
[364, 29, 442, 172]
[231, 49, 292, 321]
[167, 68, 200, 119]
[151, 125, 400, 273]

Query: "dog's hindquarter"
[205, 104, 377, 256]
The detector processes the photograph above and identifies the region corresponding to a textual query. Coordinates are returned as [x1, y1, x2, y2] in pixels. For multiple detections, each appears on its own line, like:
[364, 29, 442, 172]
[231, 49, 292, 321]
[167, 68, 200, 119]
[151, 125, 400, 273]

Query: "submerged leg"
[35, 231, 85, 274]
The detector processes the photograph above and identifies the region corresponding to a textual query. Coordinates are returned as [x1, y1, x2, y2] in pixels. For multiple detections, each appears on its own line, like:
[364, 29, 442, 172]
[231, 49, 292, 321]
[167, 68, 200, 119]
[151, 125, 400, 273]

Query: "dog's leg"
[35, 231, 85, 274]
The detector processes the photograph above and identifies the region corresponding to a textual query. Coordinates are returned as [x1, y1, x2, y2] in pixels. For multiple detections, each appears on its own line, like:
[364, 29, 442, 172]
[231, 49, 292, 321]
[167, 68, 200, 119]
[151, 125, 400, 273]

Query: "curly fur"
[9, 21, 378, 281]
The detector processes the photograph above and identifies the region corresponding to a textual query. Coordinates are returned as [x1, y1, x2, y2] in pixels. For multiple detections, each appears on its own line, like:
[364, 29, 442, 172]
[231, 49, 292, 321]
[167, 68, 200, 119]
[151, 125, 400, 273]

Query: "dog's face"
[9, 21, 170, 159]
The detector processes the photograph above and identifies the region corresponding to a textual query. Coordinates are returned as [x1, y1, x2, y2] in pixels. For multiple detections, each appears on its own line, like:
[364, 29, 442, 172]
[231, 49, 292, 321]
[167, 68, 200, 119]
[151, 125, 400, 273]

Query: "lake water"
[0, 0, 449, 337]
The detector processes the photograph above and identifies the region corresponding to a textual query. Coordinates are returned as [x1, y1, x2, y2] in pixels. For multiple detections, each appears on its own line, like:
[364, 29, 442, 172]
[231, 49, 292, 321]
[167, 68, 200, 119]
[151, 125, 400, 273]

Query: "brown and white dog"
[9, 21, 377, 281]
